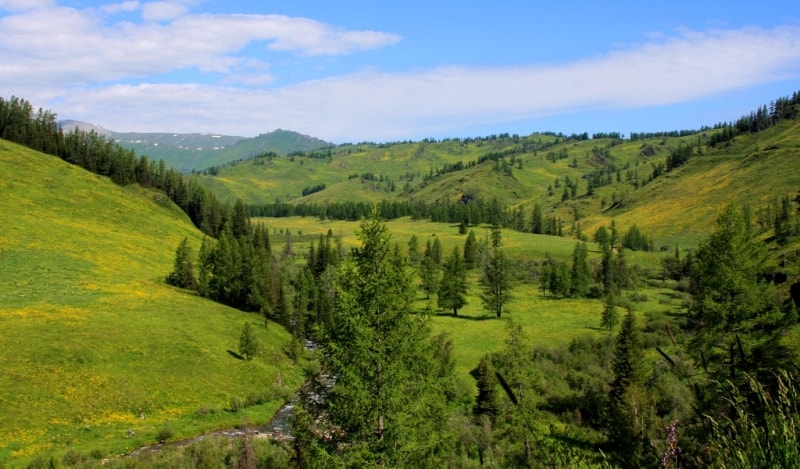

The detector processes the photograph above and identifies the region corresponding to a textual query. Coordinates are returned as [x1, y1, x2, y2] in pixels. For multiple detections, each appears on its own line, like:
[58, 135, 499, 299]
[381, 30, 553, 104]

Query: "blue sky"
[1, 0, 799, 142]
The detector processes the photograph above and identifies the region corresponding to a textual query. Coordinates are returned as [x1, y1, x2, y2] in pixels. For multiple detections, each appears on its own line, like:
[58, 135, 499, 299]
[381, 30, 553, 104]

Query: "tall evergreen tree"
[301, 212, 450, 465]
[165, 237, 196, 290]
[480, 247, 511, 318]
[606, 308, 651, 467]
[439, 247, 468, 315]
[473, 354, 499, 421]
[463, 229, 478, 270]
[569, 242, 591, 297]
[688, 204, 787, 391]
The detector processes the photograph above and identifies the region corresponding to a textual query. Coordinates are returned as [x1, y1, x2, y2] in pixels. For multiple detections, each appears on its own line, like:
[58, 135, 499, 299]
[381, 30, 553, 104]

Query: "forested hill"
[60, 120, 332, 173]
[192, 90, 800, 248]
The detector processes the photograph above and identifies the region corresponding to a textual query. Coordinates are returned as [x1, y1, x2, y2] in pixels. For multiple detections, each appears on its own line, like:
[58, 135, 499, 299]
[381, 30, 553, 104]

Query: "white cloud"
[100, 1, 140, 15]
[44, 26, 800, 142]
[0, 0, 53, 12]
[0, 4, 401, 88]
[141, 1, 187, 22]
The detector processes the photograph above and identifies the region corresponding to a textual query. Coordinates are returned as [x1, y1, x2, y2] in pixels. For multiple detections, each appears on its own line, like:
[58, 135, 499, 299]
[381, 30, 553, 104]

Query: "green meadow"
[258, 216, 681, 378]
[0, 141, 303, 466]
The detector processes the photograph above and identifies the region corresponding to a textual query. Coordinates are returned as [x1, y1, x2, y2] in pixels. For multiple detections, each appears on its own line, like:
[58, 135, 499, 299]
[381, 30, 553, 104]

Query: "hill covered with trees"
[2, 91, 800, 467]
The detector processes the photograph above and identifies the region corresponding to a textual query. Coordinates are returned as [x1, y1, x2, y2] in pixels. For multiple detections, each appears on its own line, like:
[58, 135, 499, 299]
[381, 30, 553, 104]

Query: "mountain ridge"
[58, 120, 332, 172]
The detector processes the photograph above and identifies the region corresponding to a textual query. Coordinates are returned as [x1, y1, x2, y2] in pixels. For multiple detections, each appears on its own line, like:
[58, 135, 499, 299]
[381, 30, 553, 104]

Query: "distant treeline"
[647, 90, 800, 182]
[0, 96, 229, 238]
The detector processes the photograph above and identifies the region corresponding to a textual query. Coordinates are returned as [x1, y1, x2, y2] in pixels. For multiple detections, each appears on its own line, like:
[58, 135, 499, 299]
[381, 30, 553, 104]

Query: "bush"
[155, 425, 174, 442]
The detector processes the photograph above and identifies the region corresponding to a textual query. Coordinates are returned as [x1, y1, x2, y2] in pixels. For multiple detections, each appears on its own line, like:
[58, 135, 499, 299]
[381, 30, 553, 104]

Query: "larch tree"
[480, 246, 511, 318]
[299, 212, 450, 466]
[439, 247, 468, 315]
[166, 237, 196, 290]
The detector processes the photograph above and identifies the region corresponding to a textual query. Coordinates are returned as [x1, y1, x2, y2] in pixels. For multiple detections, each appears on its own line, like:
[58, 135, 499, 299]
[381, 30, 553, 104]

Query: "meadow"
[0, 141, 304, 466]
[257, 215, 680, 378]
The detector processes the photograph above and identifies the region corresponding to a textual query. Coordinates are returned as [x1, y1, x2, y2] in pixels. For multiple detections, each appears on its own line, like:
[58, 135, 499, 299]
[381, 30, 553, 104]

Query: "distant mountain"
[57, 121, 332, 172]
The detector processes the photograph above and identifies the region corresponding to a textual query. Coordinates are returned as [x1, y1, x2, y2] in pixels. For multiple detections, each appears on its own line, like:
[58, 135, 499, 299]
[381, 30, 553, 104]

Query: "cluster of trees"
[707, 91, 800, 148]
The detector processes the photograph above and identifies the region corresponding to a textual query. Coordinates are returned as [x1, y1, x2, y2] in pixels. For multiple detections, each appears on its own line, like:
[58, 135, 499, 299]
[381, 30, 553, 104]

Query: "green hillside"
[0, 140, 303, 466]
[192, 117, 800, 250]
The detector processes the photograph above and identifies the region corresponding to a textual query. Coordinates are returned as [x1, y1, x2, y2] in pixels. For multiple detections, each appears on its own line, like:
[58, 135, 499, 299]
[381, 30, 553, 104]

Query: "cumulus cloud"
[0, 2, 402, 88]
[43, 26, 800, 142]
[141, 1, 187, 22]
[99, 1, 140, 15]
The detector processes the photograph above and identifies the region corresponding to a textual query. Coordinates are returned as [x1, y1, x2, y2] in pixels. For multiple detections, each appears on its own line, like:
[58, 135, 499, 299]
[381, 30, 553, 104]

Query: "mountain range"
[59, 120, 332, 172]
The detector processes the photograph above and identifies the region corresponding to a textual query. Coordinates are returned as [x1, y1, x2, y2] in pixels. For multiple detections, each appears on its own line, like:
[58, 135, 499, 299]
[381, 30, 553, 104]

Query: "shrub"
[155, 425, 174, 443]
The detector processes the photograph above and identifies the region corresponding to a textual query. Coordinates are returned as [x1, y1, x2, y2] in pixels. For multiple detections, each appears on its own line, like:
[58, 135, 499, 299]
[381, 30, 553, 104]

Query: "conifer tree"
[463, 229, 478, 270]
[473, 354, 499, 421]
[166, 237, 196, 290]
[439, 247, 468, 315]
[480, 246, 511, 318]
[569, 242, 591, 297]
[302, 212, 449, 465]
[238, 322, 258, 360]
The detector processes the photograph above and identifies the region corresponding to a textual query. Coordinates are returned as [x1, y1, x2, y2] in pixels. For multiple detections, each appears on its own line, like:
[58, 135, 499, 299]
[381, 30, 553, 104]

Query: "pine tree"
[166, 237, 196, 290]
[238, 322, 258, 360]
[606, 308, 650, 467]
[439, 247, 468, 315]
[688, 204, 787, 391]
[480, 247, 511, 318]
[302, 212, 449, 465]
[473, 354, 499, 421]
[419, 255, 440, 300]
[600, 294, 619, 330]
[531, 203, 543, 234]
[569, 242, 591, 297]
[463, 229, 478, 270]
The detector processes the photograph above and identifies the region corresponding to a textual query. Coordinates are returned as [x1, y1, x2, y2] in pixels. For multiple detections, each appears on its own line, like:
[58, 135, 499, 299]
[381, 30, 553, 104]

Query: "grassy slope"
[257, 216, 676, 378]
[199, 121, 800, 254]
[0, 140, 303, 466]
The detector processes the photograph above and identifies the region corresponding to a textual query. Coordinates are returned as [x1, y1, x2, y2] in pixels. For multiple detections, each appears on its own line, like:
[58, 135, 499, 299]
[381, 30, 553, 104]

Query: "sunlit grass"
[0, 141, 303, 465]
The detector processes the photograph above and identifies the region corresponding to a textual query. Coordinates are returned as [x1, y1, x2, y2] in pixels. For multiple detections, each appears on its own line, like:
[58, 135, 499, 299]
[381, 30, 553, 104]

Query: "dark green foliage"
[418, 255, 440, 300]
[165, 237, 196, 290]
[688, 204, 789, 406]
[600, 294, 619, 330]
[439, 247, 468, 315]
[473, 354, 499, 421]
[530, 203, 543, 234]
[606, 309, 653, 467]
[621, 224, 652, 251]
[569, 242, 591, 297]
[407, 234, 421, 265]
[540, 256, 570, 298]
[300, 213, 451, 466]
[463, 229, 478, 269]
[238, 322, 258, 360]
[480, 247, 511, 317]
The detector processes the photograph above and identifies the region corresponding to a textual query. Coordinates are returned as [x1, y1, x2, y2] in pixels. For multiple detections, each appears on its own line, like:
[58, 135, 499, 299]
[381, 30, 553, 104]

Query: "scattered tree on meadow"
[600, 294, 619, 330]
[166, 237, 196, 290]
[239, 322, 258, 360]
[439, 247, 468, 315]
[480, 246, 511, 318]
[463, 229, 478, 270]
[569, 242, 591, 297]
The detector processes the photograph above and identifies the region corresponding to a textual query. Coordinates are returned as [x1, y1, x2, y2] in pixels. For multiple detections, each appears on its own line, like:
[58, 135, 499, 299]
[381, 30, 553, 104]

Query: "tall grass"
[704, 371, 800, 468]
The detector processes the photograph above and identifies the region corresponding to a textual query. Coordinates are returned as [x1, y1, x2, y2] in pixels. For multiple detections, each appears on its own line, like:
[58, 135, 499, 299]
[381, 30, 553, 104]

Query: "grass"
[0, 140, 303, 466]
[255, 215, 685, 380]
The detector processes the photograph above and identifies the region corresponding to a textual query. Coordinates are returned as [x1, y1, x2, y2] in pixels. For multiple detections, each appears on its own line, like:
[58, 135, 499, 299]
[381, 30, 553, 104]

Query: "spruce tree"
[569, 242, 591, 297]
[463, 229, 478, 270]
[302, 212, 449, 465]
[238, 322, 258, 360]
[480, 247, 511, 318]
[166, 237, 196, 290]
[473, 354, 499, 421]
[439, 247, 468, 315]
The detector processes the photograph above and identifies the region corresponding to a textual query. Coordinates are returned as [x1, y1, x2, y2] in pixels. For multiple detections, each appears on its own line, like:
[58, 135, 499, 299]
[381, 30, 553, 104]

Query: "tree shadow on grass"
[226, 349, 244, 360]
[434, 312, 497, 321]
